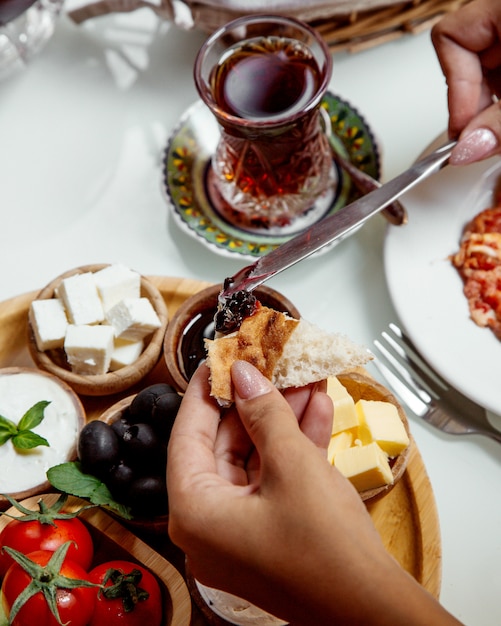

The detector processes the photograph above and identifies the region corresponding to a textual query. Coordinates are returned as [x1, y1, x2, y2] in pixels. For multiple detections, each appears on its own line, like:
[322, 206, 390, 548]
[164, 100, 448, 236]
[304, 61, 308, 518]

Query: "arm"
[431, 0, 501, 164]
[167, 361, 462, 625]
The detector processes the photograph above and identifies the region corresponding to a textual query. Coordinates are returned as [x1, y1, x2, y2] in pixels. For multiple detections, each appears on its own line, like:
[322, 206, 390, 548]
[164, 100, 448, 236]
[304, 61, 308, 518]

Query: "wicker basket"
[315, 0, 473, 52]
[69, 0, 472, 53]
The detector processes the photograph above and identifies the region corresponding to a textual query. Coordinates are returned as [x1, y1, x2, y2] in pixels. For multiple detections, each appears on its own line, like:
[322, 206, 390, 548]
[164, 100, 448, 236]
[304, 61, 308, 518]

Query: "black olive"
[129, 383, 177, 422]
[121, 423, 163, 470]
[107, 460, 135, 500]
[78, 421, 120, 479]
[127, 476, 168, 516]
[111, 416, 131, 440]
[151, 392, 182, 440]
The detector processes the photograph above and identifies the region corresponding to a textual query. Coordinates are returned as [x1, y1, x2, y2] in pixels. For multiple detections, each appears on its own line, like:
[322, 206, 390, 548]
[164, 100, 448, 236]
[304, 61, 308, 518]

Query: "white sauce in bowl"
[0, 371, 81, 492]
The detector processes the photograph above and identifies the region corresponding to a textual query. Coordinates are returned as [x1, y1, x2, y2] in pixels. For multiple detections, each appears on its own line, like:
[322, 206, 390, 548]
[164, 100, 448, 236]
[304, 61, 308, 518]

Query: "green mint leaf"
[0, 401, 51, 450]
[0, 415, 18, 437]
[12, 431, 50, 450]
[18, 400, 51, 431]
[47, 462, 132, 520]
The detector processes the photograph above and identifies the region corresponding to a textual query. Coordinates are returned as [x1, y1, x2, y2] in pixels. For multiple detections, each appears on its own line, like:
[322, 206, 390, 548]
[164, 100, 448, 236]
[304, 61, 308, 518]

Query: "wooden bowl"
[0, 494, 192, 625]
[95, 394, 170, 534]
[0, 367, 85, 510]
[163, 284, 300, 393]
[336, 370, 412, 502]
[27, 264, 169, 396]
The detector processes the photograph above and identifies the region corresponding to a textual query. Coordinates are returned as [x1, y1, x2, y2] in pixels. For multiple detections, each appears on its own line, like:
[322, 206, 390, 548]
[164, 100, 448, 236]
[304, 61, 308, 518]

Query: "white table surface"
[1, 7, 500, 624]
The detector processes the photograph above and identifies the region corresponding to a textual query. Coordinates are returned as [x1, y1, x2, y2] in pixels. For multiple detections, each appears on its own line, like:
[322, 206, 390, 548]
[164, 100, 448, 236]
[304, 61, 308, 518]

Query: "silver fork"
[372, 323, 501, 444]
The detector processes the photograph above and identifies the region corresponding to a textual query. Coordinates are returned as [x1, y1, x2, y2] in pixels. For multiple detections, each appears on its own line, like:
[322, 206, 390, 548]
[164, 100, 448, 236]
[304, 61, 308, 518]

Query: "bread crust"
[205, 305, 298, 406]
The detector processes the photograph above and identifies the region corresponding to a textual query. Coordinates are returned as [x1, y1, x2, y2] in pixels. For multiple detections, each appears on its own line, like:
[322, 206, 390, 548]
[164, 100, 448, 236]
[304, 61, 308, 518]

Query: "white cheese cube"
[93, 264, 141, 312]
[334, 442, 393, 491]
[110, 338, 144, 371]
[29, 298, 68, 351]
[106, 297, 161, 341]
[356, 399, 410, 458]
[64, 324, 114, 375]
[327, 377, 359, 435]
[58, 273, 104, 326]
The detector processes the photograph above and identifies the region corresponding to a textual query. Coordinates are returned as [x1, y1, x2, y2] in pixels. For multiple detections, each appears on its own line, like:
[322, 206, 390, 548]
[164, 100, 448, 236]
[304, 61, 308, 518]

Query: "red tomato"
[88, 560, 163, 626]
[1, 549, 96, 626]
[0, 517, 94, 578]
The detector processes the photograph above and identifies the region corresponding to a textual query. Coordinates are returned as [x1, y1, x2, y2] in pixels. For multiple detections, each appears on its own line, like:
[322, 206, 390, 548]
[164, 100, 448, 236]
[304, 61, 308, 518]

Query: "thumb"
[231, 360, 303, 457]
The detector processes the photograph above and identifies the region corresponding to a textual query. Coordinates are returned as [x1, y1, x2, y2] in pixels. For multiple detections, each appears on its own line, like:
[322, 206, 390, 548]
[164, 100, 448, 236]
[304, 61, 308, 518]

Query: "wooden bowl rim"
[27, 264, 169, 396]
[0, 366, 86, 510]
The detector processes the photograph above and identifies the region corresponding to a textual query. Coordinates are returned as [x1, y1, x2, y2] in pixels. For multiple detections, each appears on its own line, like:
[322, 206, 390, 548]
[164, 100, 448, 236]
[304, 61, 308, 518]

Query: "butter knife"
[221, 140, 456, 299]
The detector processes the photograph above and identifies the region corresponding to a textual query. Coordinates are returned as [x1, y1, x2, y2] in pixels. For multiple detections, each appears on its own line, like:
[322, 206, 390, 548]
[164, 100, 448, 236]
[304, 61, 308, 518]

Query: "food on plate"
[451, 205, 501, 339]
[327, 376, 410, 494]
[49, 383, 182, 518]
[29, 264, 163, 375]
[205, 301, 372, 406]
[0, 369, 84, 498]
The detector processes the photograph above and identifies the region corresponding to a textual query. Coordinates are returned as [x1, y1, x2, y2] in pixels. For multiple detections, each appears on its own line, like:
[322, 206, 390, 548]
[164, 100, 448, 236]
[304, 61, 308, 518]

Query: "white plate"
[384, 137, 501, 416]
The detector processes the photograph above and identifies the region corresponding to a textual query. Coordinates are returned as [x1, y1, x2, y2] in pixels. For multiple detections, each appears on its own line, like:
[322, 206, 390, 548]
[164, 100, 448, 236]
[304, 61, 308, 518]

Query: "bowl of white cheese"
[27, 264, 169, 396]
[0, 367, 85, 510]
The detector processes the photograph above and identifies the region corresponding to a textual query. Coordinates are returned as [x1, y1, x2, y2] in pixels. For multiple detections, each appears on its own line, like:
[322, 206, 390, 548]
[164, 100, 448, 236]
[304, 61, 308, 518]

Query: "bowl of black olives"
[76, 382, 182, 532]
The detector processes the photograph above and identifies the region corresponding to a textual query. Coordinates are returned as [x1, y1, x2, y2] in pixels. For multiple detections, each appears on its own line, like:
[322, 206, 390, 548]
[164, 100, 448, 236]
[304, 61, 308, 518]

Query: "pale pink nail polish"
[450, 128, 498, 165]
[232, 361, 271, 399]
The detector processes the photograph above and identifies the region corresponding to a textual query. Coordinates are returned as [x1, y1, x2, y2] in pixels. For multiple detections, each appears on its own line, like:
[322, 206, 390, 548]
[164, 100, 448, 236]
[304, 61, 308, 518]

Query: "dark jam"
[179, 289, 258, 381]
[214, 289, 258, 334]
[211, 36, 321, 120]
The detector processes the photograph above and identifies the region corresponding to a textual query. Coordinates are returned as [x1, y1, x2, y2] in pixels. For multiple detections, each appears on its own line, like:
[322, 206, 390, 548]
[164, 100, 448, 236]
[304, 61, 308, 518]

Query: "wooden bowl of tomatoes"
[0, 493, 191, 625]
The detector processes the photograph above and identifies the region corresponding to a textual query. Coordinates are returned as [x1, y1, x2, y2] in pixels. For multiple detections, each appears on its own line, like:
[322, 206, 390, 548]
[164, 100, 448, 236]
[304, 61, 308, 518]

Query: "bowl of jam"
[163, 284, 300, 393]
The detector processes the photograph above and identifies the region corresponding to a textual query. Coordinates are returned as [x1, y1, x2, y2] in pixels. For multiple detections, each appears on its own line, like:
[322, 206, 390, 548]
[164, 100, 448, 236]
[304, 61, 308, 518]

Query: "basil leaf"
[47, 462, 132, 519]
[12, 431, 50, 450]
[18, 400, 51, 431]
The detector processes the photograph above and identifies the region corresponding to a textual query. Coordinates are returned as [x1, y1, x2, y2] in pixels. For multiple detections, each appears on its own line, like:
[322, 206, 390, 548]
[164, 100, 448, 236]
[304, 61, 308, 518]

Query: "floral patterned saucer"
[162, 92, 380, 259]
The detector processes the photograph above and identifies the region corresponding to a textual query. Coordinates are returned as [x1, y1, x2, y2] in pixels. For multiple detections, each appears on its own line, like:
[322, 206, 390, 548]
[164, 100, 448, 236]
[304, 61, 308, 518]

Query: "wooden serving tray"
[0, 275, 442, 612]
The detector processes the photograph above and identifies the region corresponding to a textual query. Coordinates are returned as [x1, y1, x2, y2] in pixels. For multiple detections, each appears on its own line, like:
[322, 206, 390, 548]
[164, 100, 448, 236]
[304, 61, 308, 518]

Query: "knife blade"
[220, 140, 456, 299]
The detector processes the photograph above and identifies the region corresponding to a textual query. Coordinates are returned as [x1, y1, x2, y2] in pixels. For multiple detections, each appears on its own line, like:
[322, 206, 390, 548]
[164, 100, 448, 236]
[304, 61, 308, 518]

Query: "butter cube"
[64, 324, 114, 375]
[327, 377, 359, 435]
[327, 430, 353, 465]
[110, 338, 144, 371]
[29, 298, 68, 351]
[58, 273, 104, 326]
[334, 442, 393, 491]
[356, 399, 410, 458]
[106, 297, 161, 341]
[93, 264, 141, 312]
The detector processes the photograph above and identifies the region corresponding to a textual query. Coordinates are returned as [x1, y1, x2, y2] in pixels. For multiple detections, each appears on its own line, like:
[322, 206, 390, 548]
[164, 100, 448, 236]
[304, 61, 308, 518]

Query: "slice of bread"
[205, 304, 372, 406]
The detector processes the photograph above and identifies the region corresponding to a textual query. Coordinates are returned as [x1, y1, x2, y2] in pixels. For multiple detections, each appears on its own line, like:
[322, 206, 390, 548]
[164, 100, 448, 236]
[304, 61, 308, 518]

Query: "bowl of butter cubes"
[27, 264, 168, 396]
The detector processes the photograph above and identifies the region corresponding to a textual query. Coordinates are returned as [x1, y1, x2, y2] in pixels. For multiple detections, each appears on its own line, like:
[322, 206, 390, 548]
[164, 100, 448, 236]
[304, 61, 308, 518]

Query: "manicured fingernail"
[231, 361, 272, 400]
[450, 128, 498, 165]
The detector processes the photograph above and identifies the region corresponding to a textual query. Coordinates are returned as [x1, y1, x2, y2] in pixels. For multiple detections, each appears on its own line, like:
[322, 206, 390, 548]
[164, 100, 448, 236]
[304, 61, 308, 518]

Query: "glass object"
[194, 15, 334, 230]
[0, 0, 64, 80]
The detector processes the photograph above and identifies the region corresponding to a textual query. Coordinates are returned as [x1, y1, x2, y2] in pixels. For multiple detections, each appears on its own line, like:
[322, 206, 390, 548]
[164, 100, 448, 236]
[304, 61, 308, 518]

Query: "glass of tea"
[0, 0, 64, 80]
[194, 15, 334, 230]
